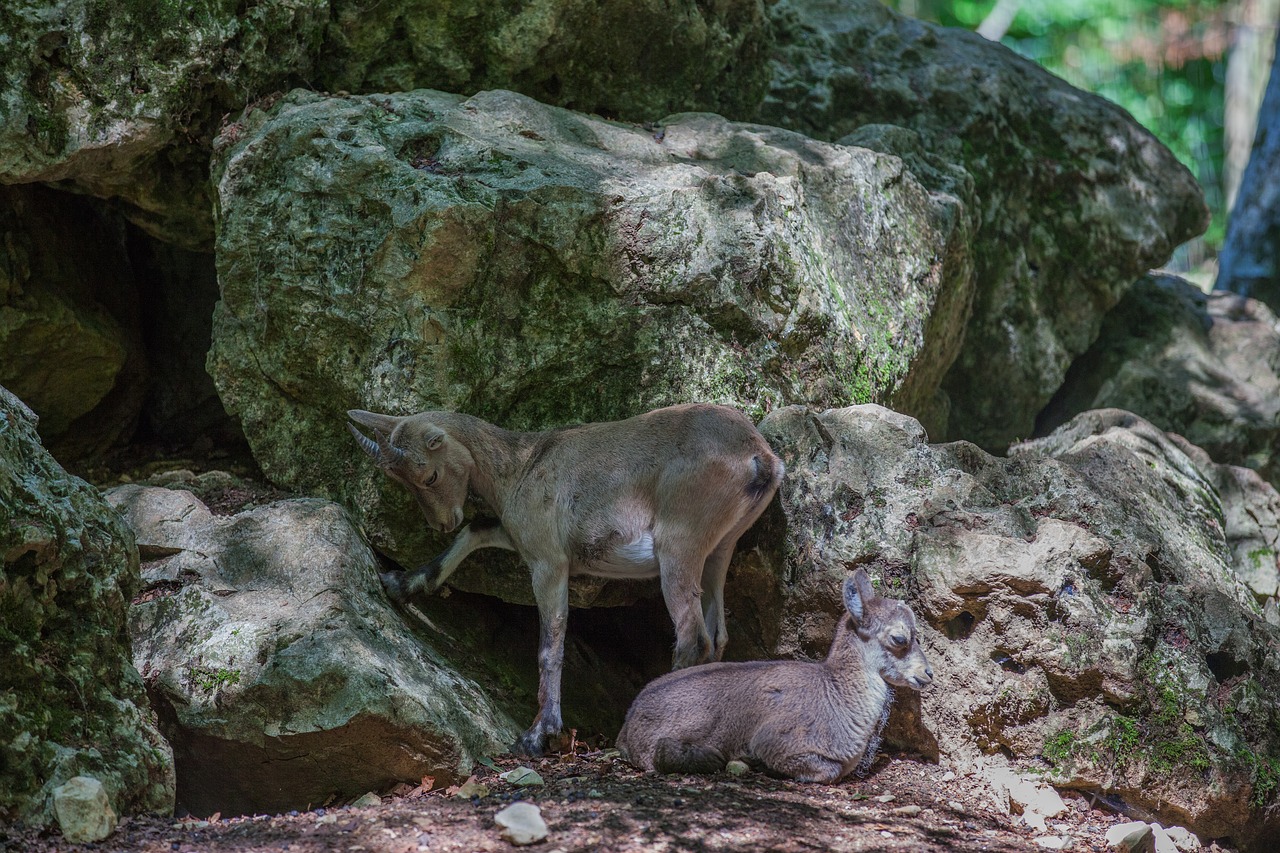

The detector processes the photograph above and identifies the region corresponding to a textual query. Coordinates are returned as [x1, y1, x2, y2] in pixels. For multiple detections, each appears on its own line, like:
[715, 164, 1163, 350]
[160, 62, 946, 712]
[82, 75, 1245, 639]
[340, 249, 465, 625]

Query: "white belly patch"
[583, 532, 659, 579]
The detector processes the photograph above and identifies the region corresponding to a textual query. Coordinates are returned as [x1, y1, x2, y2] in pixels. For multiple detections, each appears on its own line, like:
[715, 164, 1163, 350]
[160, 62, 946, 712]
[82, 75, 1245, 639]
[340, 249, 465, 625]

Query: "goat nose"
[926, 666, 934, 678]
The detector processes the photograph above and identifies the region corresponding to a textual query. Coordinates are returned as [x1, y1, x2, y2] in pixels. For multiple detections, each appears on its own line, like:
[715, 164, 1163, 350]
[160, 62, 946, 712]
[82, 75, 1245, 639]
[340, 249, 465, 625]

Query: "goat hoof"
[511, 731, 547, 757]
[380, 571, 409, 603]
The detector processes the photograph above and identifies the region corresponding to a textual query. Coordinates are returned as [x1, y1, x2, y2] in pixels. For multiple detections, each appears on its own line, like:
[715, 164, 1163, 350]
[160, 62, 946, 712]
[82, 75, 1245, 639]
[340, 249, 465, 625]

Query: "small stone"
[940, 771, 957, 782]
[1106, 820, 1155, 853]
[52, 776, 117, 843]
[874, 791, 896, 803]
[456, 779, 490, 799]
[1162, 825, 1201, 852]
[500, 767, 545, 786]
[947, 800, 965, 811]
[725, 760, 749, 777]
[317, 814, 338, 824]
[890, 805, 922, 816]
[495, 802, 548, 846]
[351, 792, 382, 808]
[1149, 823, 1180, 853]
[1023, 809, 1048, 832]
[1034, 836, 1072, 851]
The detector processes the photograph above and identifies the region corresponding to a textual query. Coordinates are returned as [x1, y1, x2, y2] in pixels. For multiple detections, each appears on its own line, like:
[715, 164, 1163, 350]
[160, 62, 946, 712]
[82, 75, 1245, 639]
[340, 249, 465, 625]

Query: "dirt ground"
[1, 749, 1232, 853]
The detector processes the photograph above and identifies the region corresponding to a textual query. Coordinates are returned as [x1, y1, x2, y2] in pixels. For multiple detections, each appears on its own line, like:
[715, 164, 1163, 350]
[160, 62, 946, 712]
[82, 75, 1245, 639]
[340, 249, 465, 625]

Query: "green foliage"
[892, 0, 1230, 251]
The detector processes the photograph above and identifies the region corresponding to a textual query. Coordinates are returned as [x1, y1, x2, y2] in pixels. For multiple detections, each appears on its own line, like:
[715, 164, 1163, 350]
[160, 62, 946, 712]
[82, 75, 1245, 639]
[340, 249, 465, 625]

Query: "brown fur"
[616, 570, 932, 783]
[348, 403, 784, 755]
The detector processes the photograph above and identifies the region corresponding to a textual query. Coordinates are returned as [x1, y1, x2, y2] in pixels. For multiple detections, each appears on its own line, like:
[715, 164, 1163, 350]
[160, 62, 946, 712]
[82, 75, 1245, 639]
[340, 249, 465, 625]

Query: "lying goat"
[616, 568, 932, 782]
[347, 403, 783, 755]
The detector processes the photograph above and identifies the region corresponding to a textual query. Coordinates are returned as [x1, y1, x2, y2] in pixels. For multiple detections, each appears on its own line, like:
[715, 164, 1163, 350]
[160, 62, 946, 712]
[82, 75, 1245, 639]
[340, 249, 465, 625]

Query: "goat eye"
[425, 470, 438, 487]
[891, 633, 909, 647]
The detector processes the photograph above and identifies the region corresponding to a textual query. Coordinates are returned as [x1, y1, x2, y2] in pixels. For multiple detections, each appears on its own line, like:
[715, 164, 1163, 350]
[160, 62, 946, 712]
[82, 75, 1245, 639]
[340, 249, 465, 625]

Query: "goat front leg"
[381, 517, 515, 602]
[513, 559, 570, 756]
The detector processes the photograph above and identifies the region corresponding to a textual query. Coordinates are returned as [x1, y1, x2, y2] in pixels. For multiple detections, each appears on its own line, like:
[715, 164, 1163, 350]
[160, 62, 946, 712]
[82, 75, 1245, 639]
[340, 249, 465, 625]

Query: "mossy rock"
[0, 385, 175, 825]
[208, 87, 974, 600]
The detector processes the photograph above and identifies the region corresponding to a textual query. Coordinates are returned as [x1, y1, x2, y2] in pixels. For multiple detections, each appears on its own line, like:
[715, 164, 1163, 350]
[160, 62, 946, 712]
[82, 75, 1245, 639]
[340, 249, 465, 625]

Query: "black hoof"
[380, 570, 409, 603]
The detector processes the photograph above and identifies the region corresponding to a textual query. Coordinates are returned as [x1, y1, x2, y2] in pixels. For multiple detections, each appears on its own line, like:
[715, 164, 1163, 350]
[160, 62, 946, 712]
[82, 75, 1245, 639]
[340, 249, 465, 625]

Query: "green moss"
[1103, 714, 1141, 768]
[1043, 729, 1077, 766]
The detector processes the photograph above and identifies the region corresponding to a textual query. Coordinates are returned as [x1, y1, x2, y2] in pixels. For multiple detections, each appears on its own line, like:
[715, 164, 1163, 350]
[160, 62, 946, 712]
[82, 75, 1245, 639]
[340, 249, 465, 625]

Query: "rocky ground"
[0, 750, 1235, 853]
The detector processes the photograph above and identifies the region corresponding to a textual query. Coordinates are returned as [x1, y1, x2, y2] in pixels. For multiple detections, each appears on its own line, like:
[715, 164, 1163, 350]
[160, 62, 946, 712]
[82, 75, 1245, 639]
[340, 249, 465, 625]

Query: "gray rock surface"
[52, 776, 117, 843]
[0, 386, 174, 825]
[745, 405, 1280, 846]
[757, 0, 1209, 447]
[208, 87, 972, 596]
[109, 484, 520, 817]
[1040, 274, 1280, 502]
[1, 0, 769, 249]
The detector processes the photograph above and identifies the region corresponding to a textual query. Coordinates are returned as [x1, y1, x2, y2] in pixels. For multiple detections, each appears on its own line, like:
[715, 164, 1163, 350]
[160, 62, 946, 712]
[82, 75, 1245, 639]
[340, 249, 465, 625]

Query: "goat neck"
[435, 413, 539, 515]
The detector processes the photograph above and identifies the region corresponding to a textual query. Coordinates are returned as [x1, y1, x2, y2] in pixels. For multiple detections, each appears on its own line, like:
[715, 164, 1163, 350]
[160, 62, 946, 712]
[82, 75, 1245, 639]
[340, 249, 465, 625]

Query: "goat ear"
[843, 576, 865, 624]
[421, 425, 446, 451]
[348, 409, 402, 435]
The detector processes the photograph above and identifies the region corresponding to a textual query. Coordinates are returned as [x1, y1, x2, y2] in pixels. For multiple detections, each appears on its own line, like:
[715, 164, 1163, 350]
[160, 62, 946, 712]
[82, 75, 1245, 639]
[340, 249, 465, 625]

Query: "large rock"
[109, 484, 520, 817]
[208, 87, 973, 594]
[1040, 274, 1280, 500]
[316, 0, 771, 121]
[0, 0, 327, 248]
[0, 386, 174, 825]
[0, 184, 146, 458]
[1, 0, 770, 249]
[746, 405, 1280, 848]
[757, 0, 1209, 447]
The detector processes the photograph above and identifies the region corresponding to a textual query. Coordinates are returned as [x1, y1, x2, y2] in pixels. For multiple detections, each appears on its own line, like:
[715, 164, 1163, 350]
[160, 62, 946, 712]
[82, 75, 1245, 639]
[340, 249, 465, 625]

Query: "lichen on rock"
[757, 0, 1210, 448]
[208, 87, 973, 597]
[0, 385, 174, 826]
[747, 404, 1280, 846]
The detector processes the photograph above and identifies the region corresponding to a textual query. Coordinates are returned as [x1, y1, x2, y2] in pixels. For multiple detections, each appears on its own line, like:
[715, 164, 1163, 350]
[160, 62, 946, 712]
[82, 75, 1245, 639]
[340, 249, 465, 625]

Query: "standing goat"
[616, 568, 932, 782]
[347, 403, 783, 755]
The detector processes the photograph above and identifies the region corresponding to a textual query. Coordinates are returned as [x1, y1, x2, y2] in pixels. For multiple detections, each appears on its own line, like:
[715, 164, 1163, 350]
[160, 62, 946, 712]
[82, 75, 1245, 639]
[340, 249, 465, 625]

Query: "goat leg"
[513, 560, 570, 756]
[380, 518, 517, 603]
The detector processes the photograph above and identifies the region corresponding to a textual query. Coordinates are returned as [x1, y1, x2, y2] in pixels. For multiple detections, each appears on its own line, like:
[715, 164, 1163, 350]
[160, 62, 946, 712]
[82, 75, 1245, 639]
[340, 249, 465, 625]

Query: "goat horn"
[374, 428, 409, 467]
[348, 422, 383, 463]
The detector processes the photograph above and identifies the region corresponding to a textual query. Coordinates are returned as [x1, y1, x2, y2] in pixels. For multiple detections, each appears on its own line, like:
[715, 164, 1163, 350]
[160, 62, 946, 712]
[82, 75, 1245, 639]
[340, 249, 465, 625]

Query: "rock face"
[0, 0, 327, 248]
[208, 86, 972, 590]
[0, 386, 174, 825]
[109, 484, 520, 817]
[1, 0, 769, 249]
[317, 0, 771, 122]
[757, 0, 1209, 447]
[746, 405, 1280, 847]
[1040, 274, 1280, 498]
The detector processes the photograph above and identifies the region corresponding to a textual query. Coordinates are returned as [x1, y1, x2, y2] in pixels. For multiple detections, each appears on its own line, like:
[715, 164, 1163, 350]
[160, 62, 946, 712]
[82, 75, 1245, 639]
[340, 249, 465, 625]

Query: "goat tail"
[653, 738, 728, 775]
[745, 451, 784, 504]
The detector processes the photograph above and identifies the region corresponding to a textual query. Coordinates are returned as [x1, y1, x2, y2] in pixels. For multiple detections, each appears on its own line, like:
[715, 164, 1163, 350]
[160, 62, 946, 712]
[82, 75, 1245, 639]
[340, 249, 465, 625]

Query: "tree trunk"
[1217, 27, 1280, 306]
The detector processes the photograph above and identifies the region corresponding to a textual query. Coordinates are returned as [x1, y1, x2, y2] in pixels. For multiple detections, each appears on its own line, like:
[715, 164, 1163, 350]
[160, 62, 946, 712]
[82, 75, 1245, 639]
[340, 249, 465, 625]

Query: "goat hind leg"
[513, 560, 570, 756]
[658, 547, 713, 669]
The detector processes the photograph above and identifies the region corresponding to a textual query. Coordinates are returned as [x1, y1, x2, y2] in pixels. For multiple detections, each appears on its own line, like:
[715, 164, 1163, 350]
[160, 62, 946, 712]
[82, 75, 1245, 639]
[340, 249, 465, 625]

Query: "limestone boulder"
[1040, 274, 1280, 499]
[745, 405, 1280, 848]
[316, 0, 771, 121]
[108, 484, 520, 817]
[0, 386, 174, 826]
[0, 0, 328, 248]
[757, 0, 1209, 447]
[2, 0, 769, 249]
[208, 87, 973, 600]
